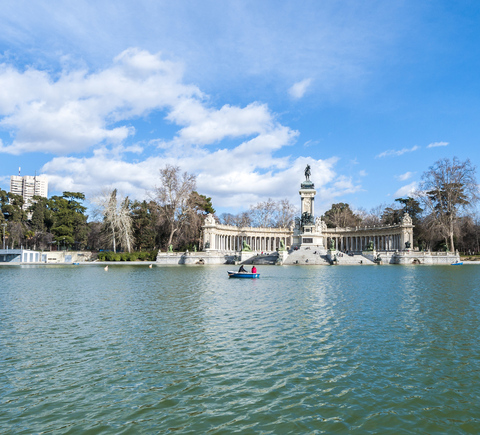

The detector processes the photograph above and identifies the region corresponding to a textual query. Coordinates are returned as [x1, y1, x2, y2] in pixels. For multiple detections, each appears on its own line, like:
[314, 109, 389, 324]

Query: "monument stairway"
[242, 252, 279, 265]
[283, 247, 331, 265]
[333, 252, 376, 265]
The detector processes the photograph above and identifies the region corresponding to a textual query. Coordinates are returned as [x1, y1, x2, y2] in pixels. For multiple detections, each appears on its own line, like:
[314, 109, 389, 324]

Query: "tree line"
[217, 157, 480, 253]
[1, 158, 479, 254]
[0, 166, 214, 254]
[319, 157, 479, 253]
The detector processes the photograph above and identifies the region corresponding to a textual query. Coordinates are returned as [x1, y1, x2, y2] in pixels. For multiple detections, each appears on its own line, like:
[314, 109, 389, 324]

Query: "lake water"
[1, 264, 480, 434]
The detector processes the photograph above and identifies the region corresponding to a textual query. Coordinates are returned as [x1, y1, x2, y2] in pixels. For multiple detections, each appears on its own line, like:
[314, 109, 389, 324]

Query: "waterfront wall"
[156, 251, 236, 265]
[0, 249, 94, 263]
[155, 248, 459, 266]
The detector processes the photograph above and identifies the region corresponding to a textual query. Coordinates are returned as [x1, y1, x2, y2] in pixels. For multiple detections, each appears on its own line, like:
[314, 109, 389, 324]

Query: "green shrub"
[105, 251, 116, 261]
[137, 251, 148, 261]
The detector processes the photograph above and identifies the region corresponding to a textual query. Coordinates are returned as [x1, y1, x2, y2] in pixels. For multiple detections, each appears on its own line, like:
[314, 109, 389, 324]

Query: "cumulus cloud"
[0, 48, 200, 154]
[167, 101, 275, 147]
[427, 141, 448, 148]
[396, 171, 414, 181]
[376, 145, 419, 158]
[288, 78, 312, 99]
[0, 48, 360, 210]
[394, 181, 417, 198]
[42, 149, 342, 210]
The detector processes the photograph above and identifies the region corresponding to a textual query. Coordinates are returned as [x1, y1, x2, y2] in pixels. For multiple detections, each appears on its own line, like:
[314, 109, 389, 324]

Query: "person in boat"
[238, 265, 247, 272]
[251, 265, 257, 274]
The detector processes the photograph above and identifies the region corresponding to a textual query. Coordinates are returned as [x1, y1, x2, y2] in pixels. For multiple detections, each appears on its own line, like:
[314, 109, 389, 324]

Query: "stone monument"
[292, 165, 326, 250]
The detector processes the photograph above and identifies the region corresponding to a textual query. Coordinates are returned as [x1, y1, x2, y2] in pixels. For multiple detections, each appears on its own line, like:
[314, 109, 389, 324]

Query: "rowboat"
[227, 271, 260, 278]
[451, 261, 463, 266]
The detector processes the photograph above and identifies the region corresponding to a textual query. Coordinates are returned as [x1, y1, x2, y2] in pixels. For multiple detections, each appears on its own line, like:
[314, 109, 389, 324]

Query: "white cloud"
[0, 48, 362, 211]
[359, 170, 367, 177]
[394, 181, 418, 198]
[376, 145, 419, 158]
[167, 101, 275, 146]
[0, 48, 200, 154]
[396, 171, 414, 181]
[288, 78, 312, 99]
[427, 141, 448, 148]
[42, 150, 344, 210]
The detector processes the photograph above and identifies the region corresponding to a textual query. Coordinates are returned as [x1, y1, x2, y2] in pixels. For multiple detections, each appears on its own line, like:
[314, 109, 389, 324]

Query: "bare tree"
[418, 157, 479, 252]
[276, 198, 298, 228]
[220, 213, 237, 226]
[92, 189, 134, 253]
[249, 198, 278, 227]
[235, 211, 252, 228]
[153, 165, 197, 249]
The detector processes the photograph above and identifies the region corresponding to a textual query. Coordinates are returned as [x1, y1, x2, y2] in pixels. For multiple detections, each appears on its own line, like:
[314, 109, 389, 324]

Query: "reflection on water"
[1, 264, 480, 433]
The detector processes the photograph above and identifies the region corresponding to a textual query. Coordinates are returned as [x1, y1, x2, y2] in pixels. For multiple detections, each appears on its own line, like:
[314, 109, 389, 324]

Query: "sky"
[1, 0, 480, 217]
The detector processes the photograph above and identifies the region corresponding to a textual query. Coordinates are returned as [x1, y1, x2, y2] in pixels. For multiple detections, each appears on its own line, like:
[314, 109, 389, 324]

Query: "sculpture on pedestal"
[242, 240, 252, 251]
[305, 164, 311, 180]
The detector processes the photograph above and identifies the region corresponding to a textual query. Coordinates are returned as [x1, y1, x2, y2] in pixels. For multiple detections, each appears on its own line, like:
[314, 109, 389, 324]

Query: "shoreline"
[2, 260, 480, 266]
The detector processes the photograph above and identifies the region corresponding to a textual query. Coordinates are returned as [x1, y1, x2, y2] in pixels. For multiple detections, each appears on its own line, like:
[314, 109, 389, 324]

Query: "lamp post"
[1, 223, 6, 250]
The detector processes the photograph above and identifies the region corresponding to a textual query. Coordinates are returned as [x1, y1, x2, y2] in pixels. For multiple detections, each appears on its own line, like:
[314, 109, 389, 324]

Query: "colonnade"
[203, 213, 414, 254]
[213, 233, 291, 252]
[203, 217, 292, 253]
[325, 233, 403, 252]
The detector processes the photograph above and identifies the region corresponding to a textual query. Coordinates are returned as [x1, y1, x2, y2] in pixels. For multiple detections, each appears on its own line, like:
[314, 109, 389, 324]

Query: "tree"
[2, 192, 27, 223]
[131, 200, 158, 251]
[275, 199, 297, 228]
[322, 203, 361, 228]
[153, 165, 197, 249]
[220, 213, 237, 226]
[356, 204, 385, 227]
[381, 206, 402, 225]
[93, 189, 134, 253]
[86, 221, 103, 251]
[395, 197, 423, 221]
[50, 192, 89, 249]
[419, 157, 478, 252]
[235, 211, 252, 227]
[175, 191, 216, 250]
[249, 198, 278, 227]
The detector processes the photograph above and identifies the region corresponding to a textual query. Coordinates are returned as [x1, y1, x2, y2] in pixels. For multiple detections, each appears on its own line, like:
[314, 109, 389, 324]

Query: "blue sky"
[1, 0, 479, 216]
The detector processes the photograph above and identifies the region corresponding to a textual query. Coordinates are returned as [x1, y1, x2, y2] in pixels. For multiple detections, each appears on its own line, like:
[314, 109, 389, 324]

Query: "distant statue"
[242, 240, 252, 251]
[305, 164, 311, 180]
[205, 213, 215, 225]
[279, 240, 286, 251]
[405, 241, 411, 249]
[301, 212, 314, 226]
[167, 244, 173, 252]
[401, 212, 412, 226]
[194, 245, 197, 252]
[330, 239, 335, 250]
[366, 241, 374, 251]
[204, 241, 210, 249]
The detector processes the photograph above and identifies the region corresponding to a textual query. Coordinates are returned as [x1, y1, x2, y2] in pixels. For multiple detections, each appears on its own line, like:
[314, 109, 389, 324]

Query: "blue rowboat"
[451, 261, 463, 266]
[228, 271, 260, 278]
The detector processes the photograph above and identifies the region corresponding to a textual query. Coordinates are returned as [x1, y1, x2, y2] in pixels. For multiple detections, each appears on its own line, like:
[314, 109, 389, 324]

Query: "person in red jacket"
[251, 265, 257, 274]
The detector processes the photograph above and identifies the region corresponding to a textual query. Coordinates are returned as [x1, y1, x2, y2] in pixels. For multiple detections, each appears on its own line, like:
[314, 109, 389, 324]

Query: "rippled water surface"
[1, 264, 480, 434]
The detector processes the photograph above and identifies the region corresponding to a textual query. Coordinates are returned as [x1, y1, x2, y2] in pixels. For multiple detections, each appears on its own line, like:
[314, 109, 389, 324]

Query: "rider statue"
[305, 164, 311, 181]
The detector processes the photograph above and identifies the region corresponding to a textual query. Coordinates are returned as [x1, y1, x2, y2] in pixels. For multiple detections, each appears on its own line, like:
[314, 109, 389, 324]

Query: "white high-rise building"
[10, 173, 48, 210]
